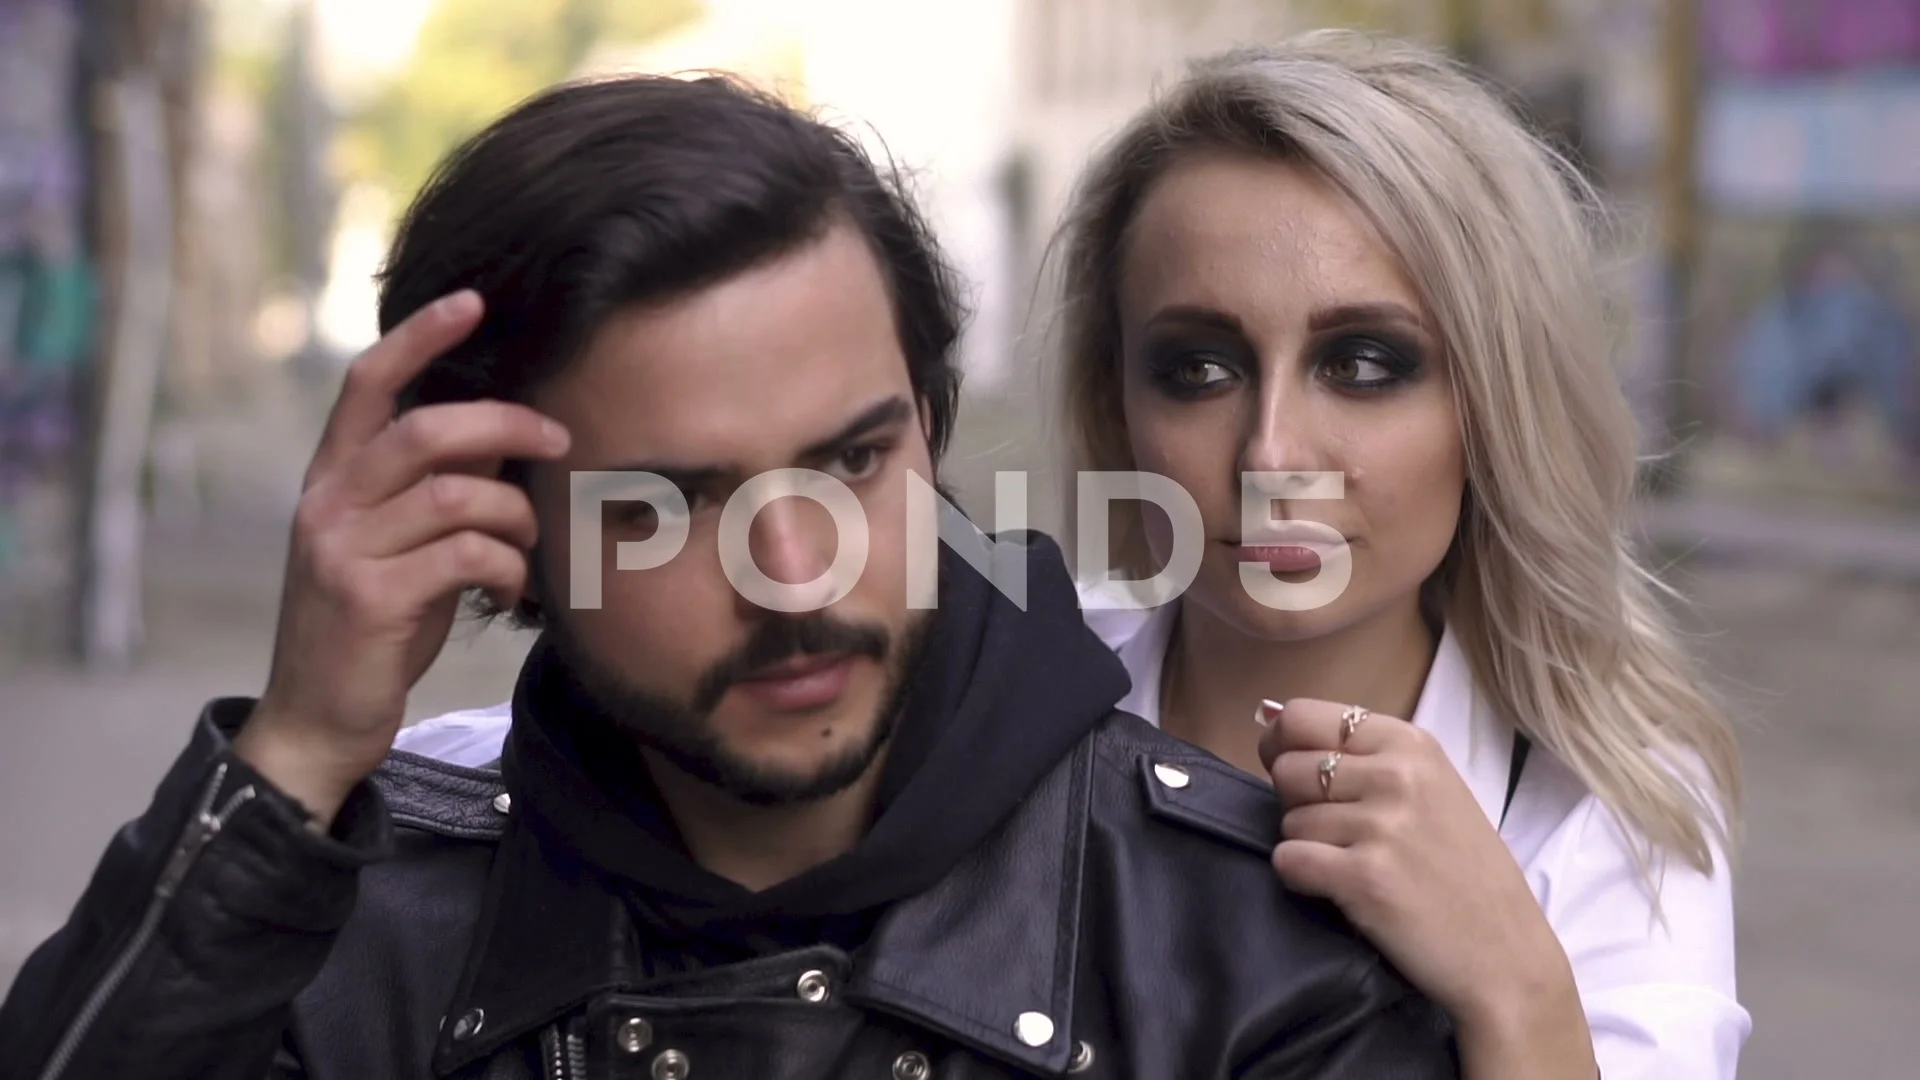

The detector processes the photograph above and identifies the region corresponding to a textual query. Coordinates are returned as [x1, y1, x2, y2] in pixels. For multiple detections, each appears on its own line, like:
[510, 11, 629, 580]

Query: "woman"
[1055, 30, 1746, 1080]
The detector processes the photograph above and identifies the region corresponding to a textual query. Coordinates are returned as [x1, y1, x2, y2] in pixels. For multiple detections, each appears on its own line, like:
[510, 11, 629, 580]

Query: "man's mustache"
[692, 615, 890, 714]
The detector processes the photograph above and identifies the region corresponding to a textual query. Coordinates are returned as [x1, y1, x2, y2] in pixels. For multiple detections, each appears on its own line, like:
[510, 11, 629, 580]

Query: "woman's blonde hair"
[1051, 30, 1741, 881]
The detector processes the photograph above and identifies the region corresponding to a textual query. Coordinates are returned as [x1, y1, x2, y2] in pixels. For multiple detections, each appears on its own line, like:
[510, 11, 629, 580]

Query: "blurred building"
[0, 0, 206, 664]
[576, 0, 1026, 396]
[0, 0, 93, 655]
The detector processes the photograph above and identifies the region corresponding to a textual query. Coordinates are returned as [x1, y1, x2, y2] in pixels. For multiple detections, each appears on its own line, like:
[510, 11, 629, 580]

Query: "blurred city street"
[2, 371, 1918, 1078]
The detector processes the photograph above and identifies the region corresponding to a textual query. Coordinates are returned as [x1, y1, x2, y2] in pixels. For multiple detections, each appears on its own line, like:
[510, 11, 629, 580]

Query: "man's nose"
[734, 494, 842, 613]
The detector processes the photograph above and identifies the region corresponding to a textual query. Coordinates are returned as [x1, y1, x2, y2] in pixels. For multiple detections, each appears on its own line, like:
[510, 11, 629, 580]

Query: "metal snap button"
[892, 1050, 931, 1080]
[616, 1016, 653, 1054]
[1014, 1011, 1054, 1047]
[1151, 762, 1190, 789]
[491, 792, 512, 814]
[651, 1048, 690, 1080]
[449, 1008, 485, 1040]
[1068, 1039, 1095, 1073]
[795, 968, 831, 1002]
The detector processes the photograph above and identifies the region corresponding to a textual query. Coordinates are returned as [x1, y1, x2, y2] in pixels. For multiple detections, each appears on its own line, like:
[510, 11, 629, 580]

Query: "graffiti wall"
[0, 0, 95, 591]
[1686, 0, 1920, 507]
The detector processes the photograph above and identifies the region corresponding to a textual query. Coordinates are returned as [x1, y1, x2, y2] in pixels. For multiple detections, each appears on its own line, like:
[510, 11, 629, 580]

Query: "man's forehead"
[532, 224, 913, 467]
[554, 373, 915, 476]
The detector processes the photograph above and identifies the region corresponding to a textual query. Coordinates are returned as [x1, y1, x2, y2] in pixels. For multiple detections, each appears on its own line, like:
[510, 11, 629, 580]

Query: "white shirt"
[393, 588, 1751, 1078]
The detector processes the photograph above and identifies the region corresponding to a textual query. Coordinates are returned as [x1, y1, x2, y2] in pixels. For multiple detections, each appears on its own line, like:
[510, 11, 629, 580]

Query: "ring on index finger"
[1339, 705, 1370, 748]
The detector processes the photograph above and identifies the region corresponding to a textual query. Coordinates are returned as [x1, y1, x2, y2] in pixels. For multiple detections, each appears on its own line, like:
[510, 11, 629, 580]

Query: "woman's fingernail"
[1255, 699, 1285, 728]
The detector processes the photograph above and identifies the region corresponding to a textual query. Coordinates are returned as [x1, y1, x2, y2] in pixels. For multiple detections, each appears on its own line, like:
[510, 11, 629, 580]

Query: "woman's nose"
[1240, 383, 1323, 476]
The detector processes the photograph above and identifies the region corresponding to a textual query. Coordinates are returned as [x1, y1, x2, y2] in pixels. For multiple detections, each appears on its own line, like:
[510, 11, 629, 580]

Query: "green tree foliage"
[340, 0, 702, 206]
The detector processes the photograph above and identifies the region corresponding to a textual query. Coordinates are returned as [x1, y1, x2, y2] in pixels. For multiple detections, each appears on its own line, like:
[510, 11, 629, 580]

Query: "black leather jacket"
[0, 699, 1459, 1080]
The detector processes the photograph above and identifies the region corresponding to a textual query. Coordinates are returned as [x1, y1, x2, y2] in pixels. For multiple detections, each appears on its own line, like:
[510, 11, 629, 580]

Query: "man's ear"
[917, 395, 935, 443]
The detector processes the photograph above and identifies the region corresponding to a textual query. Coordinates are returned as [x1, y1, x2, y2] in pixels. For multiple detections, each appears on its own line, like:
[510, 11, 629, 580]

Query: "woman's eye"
[1153, 352, 1236, 395]
[1321, 342, 1407, 387]
[1175, 358, 1226, 387]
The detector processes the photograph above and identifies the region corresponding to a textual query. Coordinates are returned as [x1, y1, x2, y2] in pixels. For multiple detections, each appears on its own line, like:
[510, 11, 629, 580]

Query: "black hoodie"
[499, 532, 1132, 970]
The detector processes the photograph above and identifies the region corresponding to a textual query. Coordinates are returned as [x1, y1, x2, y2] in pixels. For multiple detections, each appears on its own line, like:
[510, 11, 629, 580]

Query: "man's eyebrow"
[797, 395, 914, 459]
[572, 465, 721, 503]
[581, 396, 916, 496]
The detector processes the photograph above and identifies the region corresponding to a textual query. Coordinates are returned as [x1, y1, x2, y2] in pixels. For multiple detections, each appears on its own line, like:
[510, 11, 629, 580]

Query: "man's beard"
[543, 608, 932, 808]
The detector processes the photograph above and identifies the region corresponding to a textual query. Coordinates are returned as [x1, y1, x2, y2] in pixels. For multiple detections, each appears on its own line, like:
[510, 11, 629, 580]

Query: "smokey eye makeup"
[1312, 331, 1427, 392]
[1138, 326, 1428, 402]
[1142, 342, 1245, 399]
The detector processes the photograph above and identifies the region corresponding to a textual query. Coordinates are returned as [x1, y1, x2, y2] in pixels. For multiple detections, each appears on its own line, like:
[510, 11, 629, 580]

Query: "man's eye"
[608, 490, 701, 529]
[604, 501, 662, 538]
[827, 444, 885, 483]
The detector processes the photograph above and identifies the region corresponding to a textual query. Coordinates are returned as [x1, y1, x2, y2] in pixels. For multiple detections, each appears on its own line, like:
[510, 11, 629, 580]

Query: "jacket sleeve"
[1241, 959, 1462, 1080]
[0, 698, 393, 1080]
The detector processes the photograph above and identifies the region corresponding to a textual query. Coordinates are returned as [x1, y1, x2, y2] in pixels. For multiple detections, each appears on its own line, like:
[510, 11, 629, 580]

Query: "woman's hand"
[1258, 698, 1598, 1078]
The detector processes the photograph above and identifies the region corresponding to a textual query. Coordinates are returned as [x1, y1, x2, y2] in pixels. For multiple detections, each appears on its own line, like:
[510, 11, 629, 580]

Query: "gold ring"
[1340, 705, 1371, 747]
[1317, 751, 1342, 800]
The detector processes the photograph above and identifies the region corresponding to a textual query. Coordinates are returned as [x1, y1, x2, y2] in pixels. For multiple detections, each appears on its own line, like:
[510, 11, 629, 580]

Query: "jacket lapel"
[431, 819, 636, 1076]
[846, 730, 1091, 1074]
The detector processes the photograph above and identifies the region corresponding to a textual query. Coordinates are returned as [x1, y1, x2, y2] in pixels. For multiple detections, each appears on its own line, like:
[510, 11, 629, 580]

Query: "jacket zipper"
[539, 1020, 586, 1080]
[541, 1024, 568, 1080]
[36, 763, 259, 1080]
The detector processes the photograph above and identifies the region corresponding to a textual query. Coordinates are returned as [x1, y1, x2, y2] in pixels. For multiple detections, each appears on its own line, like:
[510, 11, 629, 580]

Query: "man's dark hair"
[380, 75, 964, 434]
[373, 73, 968, 624]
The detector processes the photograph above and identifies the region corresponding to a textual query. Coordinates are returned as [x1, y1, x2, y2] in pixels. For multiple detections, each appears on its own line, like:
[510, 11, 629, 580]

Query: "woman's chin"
[1184, 572, 1362, 644]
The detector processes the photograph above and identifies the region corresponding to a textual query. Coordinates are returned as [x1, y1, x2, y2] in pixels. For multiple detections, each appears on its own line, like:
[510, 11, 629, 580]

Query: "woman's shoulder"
[1504, 733, 1734, 885]
[1504, 734, 1741, 969]
[1515, 743, 1748, 1070]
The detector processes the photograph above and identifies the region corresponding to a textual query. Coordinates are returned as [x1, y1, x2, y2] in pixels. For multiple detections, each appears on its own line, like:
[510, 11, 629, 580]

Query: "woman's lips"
[1233, 527, 1346, 574]
[1238, 543, 1324, 573]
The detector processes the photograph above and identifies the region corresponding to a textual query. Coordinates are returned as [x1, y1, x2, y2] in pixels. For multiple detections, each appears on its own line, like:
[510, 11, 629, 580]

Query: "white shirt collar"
[1079, 582, 1515, 829]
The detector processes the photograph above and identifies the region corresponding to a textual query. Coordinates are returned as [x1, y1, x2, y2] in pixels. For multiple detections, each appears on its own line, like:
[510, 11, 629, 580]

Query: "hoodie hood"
[500, 530, 1131, 956]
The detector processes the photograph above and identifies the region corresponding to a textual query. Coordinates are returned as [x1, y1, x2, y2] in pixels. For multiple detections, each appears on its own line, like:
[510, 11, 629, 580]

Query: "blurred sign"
[1697, 76, 1920, 212]
[1702, 0, 1920, 77]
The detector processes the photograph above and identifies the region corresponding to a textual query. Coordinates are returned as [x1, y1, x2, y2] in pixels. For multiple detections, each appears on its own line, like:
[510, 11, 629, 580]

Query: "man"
[0, 75, 1459, 1079]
